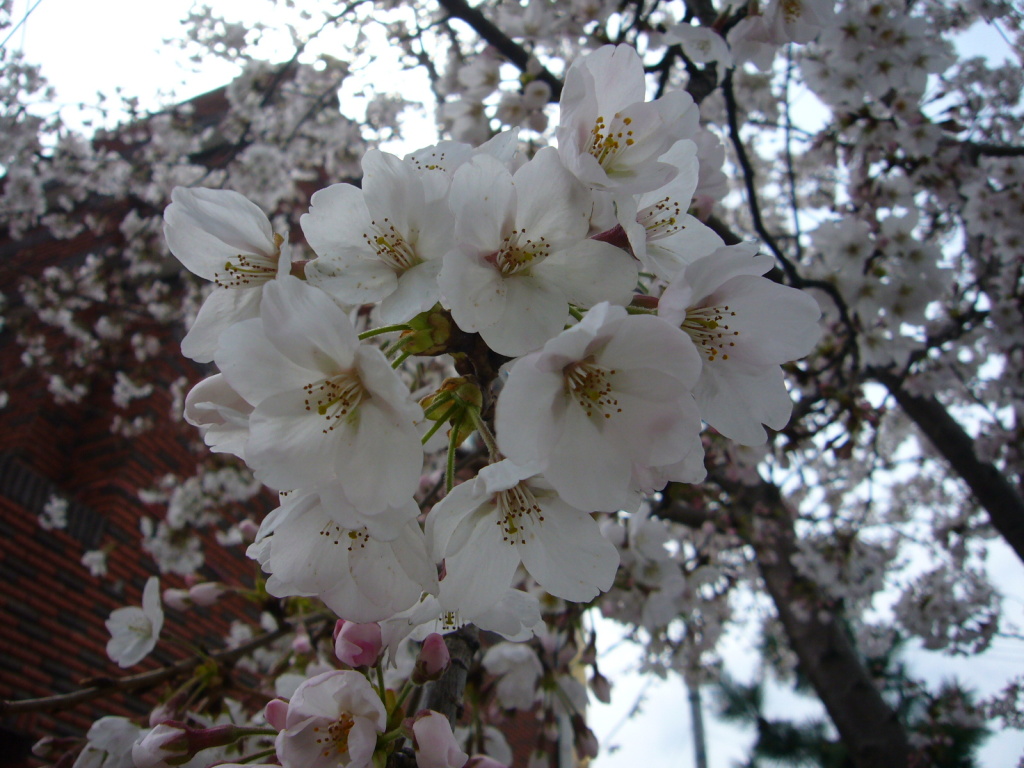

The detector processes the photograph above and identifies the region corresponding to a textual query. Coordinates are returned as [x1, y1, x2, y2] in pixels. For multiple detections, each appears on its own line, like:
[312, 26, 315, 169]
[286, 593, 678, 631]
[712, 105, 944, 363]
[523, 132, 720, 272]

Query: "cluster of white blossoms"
[170, 45, 821, 641]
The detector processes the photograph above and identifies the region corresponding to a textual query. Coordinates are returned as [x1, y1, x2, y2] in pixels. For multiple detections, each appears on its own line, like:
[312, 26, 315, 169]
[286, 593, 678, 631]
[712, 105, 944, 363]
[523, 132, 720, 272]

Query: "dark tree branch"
[435, 0, 563, 99]
[872, 368, 1024, 565]
[0, 623, 295, 715]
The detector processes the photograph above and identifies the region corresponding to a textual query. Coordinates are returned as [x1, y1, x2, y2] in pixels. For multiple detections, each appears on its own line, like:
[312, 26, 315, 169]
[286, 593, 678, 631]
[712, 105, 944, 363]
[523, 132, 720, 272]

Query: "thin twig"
[0, 622, 297, 716]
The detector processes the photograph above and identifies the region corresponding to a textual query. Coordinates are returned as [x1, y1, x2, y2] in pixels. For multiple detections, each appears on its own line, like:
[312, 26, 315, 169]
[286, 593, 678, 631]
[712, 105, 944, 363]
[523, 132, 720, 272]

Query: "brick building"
[0, 85, 273, 765]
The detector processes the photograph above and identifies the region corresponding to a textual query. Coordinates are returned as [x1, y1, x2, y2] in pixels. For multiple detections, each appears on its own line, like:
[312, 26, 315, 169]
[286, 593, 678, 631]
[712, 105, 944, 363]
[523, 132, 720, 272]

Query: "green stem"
[568, 305, 585, 322]
[422, 393, 455, 419]
[392, 350, 413, 369]
[446, 412, 465, 493]
[393, 677, 416, 712]
[421, 404, 458, 445]
[467, 407, 500, 459]
[233, 727, 280, 738]
[379, 727, 406, 744]
[233, 747, 278, 764]
[358, 324, 410, 340]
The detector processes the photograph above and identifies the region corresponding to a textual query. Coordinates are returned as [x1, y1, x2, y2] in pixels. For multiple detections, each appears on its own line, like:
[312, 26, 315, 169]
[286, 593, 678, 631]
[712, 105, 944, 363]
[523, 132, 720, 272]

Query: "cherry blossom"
[274, 670, 386, 768]
[249, 490, 437, 623]
[658, 244, 822, 444]
[439, 147, 637, 356]
[105, 577, 163, 668]
[557, 44, 699, 195]
[496, 302, 705, 511]
[302, 150, 453, 324]
[215, 275, 424, 514]
[163, 187, 288, 363]
[426, 459, 619, 615]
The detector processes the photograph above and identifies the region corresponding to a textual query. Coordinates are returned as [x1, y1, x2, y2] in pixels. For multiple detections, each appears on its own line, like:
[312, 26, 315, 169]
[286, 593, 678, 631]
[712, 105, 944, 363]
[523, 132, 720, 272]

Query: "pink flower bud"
[148, 689, 189, 727]
[238, 519, 259, 541]
[131, 722, 189, 768]
[413, 633, 450, 684]
[162, 588, 191, 612]
[333, 621, 382, 668]
[412, 710, 468, 768]
[291, 628, 313, 655]
[265, 698, 289, 731]
[570, 714, 599, 759]
[187, 582, 226, 607]
[133, 721, 242, 768]
[589, 670, 611, 704]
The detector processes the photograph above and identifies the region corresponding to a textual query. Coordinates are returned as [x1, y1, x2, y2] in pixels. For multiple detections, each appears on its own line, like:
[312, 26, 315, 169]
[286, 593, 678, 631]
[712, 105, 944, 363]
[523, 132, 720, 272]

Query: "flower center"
[303, 372, 367, 433]
[363, 217, 421, 273]
[681, 305, 739, 362]
[495, 483, 546, 546]
[637, 195, 686, 242]
[563, 359, 622, 420]
[213, 233, 284, 288]
[314, 712, 355, 758]
[128, 616, 152, 638]
[319, 522, 370, 552]
[485, 228, 551, 276]
[584, 113, 636, 172]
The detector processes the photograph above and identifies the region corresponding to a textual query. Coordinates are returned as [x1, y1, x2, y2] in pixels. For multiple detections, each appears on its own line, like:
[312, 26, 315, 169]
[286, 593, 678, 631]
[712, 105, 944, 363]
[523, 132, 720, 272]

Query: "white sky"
[7, 1, 1024, 765]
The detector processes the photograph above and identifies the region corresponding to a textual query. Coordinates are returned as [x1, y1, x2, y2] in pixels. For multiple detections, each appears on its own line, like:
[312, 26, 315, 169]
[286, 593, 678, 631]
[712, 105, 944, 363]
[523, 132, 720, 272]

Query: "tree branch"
[423, 624, 479, 725]
[872, 368, 1024, 565]
[435, 0, 563, 99]
[0, 623, 294, 716]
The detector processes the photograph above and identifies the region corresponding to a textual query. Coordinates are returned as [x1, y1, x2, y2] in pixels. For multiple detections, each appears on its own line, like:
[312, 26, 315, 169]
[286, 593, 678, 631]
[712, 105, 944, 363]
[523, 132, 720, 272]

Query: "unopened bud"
[238, 519, 260, 541]
[401, 307, 454, 355]
[412, 633, 450, 684]
[188, 582, 226, 607]
[411, 710, 468, 768]
[570, 714, 599, 759]
[133, 722, 244, 768]
[162, 588, 191, 612]
[334, 621, 383, 668]
[292, 627, 313, 655]
[132, 722, 189, 768]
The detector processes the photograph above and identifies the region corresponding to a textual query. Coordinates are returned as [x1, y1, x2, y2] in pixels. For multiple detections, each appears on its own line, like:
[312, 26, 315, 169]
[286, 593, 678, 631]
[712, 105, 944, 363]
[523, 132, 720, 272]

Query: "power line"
[0, 0, 46, 53]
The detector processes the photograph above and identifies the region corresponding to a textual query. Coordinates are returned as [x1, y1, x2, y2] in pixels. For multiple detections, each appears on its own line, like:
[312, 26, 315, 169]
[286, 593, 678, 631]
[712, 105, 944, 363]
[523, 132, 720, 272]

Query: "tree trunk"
[724, 476, 911, 768]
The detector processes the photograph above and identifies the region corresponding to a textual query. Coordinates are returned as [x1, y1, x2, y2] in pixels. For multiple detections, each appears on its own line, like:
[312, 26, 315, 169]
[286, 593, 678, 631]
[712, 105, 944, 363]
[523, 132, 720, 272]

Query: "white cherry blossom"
[249, 490, 438, 624]
[619, 140, 724, 279]
[302, 150, 454, 324]
[164, 187, 288, 363]
[426, 459, 620, 616]
[495, 302, 705, 512]
[215, 276, 423, 514]
[658, 243, 822, 444]
[557, 44, 699, 195]
[439, 147, 637, 356]
[105, 576, 163, 668]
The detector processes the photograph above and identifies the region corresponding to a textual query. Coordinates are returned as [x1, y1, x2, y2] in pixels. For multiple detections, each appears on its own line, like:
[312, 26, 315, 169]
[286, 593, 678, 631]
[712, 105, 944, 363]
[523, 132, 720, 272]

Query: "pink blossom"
[275, 670, 386, 768]
[333, 621, 383, 667]
[412, 711, 468, 768]
[412, 633, 450, 683]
